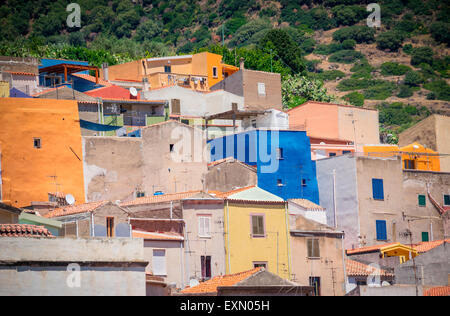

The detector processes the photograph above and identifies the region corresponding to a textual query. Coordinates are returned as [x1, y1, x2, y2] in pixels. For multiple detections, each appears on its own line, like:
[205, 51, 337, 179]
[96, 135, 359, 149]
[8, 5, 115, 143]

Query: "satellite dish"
[413, 145, 420, 149]
[129, 87, 138, 97]
[189, 279, 200, 287]
[65, 194, 75, 205]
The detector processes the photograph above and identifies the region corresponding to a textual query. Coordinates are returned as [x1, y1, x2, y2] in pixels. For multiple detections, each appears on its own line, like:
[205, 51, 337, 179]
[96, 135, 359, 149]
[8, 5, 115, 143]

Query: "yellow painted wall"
[363, 143, 440, 171]
[0, 81, 10, 97]
[0, 98, 86, 207]
[224, 202, 291, 279]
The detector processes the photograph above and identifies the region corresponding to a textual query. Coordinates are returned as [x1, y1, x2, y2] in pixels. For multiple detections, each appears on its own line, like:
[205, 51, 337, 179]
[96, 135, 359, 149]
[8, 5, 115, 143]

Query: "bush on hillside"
[404, 70, 424, 87]
[397, 85, 414, 98]
[328, 50, 363, 64]
[430, 22, 450, 46]
[423, 80, 450, 101]
[376, 31, 405, 52]
[343, 91, 364, 106]
[332, 25, 376, 44]
[411, 47, 434, 66]
[380, 62, 411, 76]
[363, 81, 396, 100]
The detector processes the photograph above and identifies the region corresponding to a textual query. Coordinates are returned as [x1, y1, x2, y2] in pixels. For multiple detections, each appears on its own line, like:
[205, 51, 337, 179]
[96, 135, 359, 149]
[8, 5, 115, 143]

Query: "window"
[276, 148, 284, 159]
[372, 178, 384, 200]
[152, 250, 167, 276]
[201, 256, 211, 280]
[251, 120, 257, 128]
[251, 215, 265, 237]
[343, 150, 351, 155]
[301, 179, 307, 187]
[181, 119, 189, 125]
[307, 238, 320, 258]
[136, 191, 145, 198]
[277, 179, 284, 187]
[257, 83, 266, 96]
[198, 216, 211, 238]
[329, 152, 336, 157]
[169, 144, 174, 152]
[376, 220, 387, 241]
[164, 65, 171, 73]
[253, 262, 267, 269]
[444, 195, 450, 206]
[309, 277, 321, 296]
[106, 217, 114, 237]
[404, 159, 416, 170]
[418, 195, 426, 207]
[422, 232, 429, 242]
[212, 67, 218, 78]
[33, 138, 41, 149]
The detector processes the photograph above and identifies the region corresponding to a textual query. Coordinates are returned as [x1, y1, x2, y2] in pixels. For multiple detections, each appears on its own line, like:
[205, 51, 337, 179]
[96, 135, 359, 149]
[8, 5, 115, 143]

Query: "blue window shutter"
[372, 179, 384, 200]
[376, 220, 387, 240]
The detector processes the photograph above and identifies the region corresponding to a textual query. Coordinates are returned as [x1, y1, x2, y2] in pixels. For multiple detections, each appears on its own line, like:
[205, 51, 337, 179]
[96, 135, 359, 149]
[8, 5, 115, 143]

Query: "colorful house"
[209, 129, 320, 203]
[101, 52, 239, 91]
[215, 186, 291, 280]
[363, 142, 441, 172]
[0, 98, 86, 207]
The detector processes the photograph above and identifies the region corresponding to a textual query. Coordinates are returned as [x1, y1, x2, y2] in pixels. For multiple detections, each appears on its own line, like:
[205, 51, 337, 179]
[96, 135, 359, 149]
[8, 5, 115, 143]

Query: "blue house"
[209, 130, 320, 203]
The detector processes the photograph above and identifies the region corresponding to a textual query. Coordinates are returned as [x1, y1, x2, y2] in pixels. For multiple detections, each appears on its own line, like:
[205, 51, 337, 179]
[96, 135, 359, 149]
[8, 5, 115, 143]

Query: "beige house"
[317, 155, 449, 249]
[181, 192, 226, 286]
[289, 214, 346, 296]
[0, 202, 21, 224]
[288, 101, 380, 145]
[205, 157, 257, 192]
[83, 120, 208, 203]
[399, 114, 450, 172]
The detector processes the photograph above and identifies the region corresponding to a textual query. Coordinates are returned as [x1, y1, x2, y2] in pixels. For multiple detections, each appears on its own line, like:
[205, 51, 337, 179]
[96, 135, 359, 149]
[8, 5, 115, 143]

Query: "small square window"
[33, 138, 41, 149]
[251, 215, 265, 237]
[276, 148, 284, 159]
[170, 144, 174, 152]
[444, 195, 450, 206]
[212, 67, 218, 78]
[422, 232, 429, 242]
[329, 153, 336, 157]
[418, 195, 426, 206]
[301, 179, 307, 187]
[307, 239, 320, 258]
[164, 65, 171, 73]
[277, 179, 284, 187]
[253, 262, 267, 269]
[257, 83, 266, 96]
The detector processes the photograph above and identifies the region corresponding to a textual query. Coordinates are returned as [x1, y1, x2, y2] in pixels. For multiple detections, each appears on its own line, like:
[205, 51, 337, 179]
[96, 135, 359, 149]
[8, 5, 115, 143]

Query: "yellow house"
[363, 142, 441, 171]
[102, 52, 239, 91]
[216, 186, 291, 280]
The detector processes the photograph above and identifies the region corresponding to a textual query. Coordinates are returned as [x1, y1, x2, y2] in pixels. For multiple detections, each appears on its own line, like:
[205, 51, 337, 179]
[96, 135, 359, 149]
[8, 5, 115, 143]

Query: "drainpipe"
[284, 202, 292, 280]
[332, 169, 338, 228]
[226, 199, 231, 274]
[341, 234, 348, 294]
[91, 212, 95, 237]
[170, 201, 173, 219]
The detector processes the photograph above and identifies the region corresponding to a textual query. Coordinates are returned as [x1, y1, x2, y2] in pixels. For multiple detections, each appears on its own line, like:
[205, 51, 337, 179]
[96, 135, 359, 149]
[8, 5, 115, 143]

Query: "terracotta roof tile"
[121, 191, 202, 207]
[346, 259, 394, 277]
[132, 230, 184, 241]
[44, 201, 109, 218]
[346, 242, 399, 255]
[412, 239, 450, 253]
[85, 85, 141, 100]
[5, 71, 37, 76]
[0, 224, 54, 238]
[208, 186, 256, 199]
[423, 286, 450, 296]
[289, 199, 324, 211]
[181, 267, 262, 294]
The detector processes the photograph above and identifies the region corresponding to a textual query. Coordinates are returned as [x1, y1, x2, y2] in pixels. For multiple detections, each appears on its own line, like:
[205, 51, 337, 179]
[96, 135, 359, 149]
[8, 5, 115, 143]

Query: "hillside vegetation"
[1, 0, 449, 143]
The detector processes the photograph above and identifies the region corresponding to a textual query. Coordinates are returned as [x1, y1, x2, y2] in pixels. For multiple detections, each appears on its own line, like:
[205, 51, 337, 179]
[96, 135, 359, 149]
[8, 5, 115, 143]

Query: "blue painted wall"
[209, 130, 320, 203]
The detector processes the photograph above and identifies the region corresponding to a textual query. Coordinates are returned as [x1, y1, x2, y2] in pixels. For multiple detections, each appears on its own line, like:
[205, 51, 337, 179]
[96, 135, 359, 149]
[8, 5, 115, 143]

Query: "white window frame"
[198, 215, 212, 238]
[152, 249, 167, 276]
[257, 82, 266, 96]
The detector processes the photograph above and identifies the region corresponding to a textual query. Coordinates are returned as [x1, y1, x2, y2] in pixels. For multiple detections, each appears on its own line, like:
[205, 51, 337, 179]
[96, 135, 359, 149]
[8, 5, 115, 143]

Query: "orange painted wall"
[0, 98, 86, 207]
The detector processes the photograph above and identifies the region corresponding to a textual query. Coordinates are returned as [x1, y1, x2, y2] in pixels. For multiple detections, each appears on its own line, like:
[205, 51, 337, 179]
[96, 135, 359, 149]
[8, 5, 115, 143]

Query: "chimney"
[239, 58, 245, 70]
[101, 63, 109, 81]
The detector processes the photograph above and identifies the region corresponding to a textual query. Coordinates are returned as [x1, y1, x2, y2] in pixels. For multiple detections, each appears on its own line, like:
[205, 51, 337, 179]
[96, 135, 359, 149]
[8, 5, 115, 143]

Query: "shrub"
[331, 5, 366, 26]
[343, 91, 364, 106]
[317, 70, 346, 81]
[378, 102, 414, 126]
[397, 85, 414, 98]
[402, 44, 413, 55]
[411, 47, 434, 66]
[350, 59, 374, 73]
[341, 39, 356, 50]
[380, 62, 411, 76]
[423, 80, 450, 101]
[332, 25, 375, 44]
[363, 82, 396, 100]
[430, 22, 450, 46]
[337, 78, 387, 91]
[426, 92, 436, 100]
[328, 49, 363, 64]
[404, 70, 424, 87]
[306, 59, 321, 72]
[376, 31, 405, 52]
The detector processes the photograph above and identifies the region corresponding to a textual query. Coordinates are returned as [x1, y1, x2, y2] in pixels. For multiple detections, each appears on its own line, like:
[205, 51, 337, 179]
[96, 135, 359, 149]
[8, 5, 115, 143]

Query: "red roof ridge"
[0, 224, 54, 238]
[44, 200, 110, 218]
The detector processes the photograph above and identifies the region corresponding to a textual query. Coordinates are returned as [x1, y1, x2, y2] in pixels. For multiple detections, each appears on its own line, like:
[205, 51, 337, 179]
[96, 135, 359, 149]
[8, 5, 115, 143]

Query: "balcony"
[146, 72, 209, 91]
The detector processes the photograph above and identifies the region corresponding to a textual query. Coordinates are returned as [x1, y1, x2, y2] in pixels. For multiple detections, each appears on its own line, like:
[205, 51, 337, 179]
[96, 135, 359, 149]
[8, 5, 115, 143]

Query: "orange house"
[0, 98, 86, 207]
[363, 142, 441, 171]
[102, 52, 239, 91]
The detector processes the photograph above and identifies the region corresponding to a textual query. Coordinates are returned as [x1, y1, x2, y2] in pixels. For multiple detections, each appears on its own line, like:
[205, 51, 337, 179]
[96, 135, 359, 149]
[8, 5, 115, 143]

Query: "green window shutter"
[444, 195, 450, 206]
[418, 195, 426, 206]
[422, 232, 429, 242]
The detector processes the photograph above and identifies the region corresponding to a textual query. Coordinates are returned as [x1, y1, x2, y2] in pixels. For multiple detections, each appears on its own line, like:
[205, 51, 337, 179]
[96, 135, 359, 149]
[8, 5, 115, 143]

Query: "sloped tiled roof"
[120, 191, 202, 207]
[181, 268, 262, 294]
[226, 186, 284, 202]
[85, 85, 141, 100]
[346, 242, 399, 255]
[413, 239, 450, 253]
[209, 186, 256, 199]
[289, 199, 324, 211]
[346, 259, 394, 277]
[132, 230, 184, 241]
[423, 286, 450, 296]
[0, 224, 54, 238]
[44, 201, 109, 218]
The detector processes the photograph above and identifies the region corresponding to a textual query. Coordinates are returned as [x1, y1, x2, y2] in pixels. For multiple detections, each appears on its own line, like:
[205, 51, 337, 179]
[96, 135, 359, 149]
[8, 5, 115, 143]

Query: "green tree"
[282, 74, 335, 109]
[376, 31, 405, 52]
